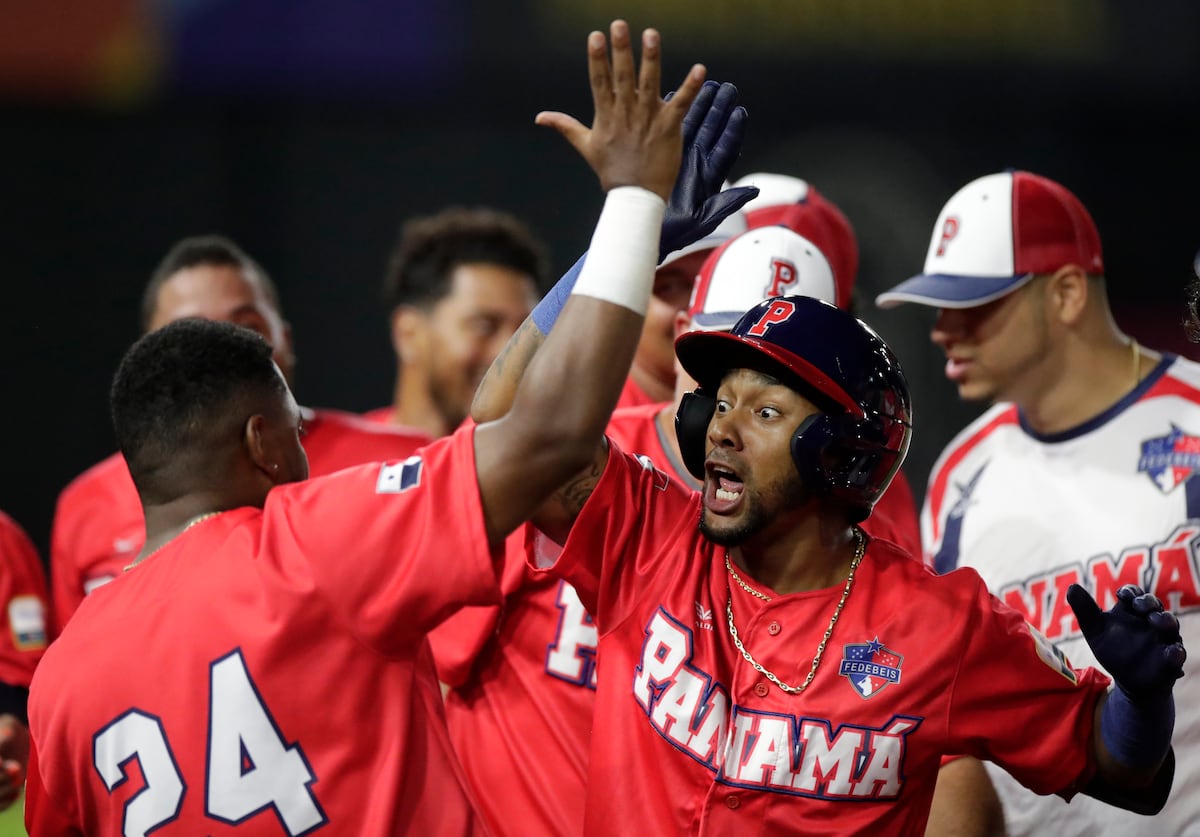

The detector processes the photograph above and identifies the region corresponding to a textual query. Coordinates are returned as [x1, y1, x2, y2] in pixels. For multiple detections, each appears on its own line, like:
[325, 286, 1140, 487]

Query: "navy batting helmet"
[674, 295, 912, 522]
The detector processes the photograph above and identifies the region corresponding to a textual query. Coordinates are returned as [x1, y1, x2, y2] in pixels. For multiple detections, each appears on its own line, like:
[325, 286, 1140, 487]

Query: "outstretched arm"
[472, 75, 754, 543]
[472, 21, 703, 546]
[1068, 583, 1184, 813]
[471, 79, 753, 426]
[926, 757, 1006, 837]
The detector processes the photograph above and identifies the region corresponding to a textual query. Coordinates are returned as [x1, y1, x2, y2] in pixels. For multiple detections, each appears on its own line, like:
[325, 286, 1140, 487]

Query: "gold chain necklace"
[725, 526, 865, 695]
[124, 511, 222, 571]
[1130, 338, 1141, 386]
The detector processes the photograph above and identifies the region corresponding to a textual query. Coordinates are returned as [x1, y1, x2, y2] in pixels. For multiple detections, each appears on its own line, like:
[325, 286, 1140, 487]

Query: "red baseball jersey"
[0, 511, 49, 692]
[606, 403, 923, 558]
[428, 527, 594, 836]
[49, 407, 430, 635]
[27, 427, 495, 836]
[536, 441, 1110, 835]
[360, 406, 394, 425]
[615, 377, 658, 411]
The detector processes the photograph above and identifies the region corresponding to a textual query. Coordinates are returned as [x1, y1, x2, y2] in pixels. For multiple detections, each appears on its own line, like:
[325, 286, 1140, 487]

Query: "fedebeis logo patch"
[839, 637, 903, 700]
[1138, 425, 1200, 494]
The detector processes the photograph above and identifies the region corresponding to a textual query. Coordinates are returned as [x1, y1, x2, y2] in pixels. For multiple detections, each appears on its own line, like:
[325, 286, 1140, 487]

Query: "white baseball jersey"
[924, 354, 1200, 835]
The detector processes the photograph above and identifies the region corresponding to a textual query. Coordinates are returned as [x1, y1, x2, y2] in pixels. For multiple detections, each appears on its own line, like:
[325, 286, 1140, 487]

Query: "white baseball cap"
[686, 226, 836, 331]
[732, 172, 858, 310]
[875, 170, 1105, 309]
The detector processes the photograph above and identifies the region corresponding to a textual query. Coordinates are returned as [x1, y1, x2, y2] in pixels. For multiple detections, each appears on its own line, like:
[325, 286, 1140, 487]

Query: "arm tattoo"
[556, 455, 605, 518]
[490, 318, 545, 379]
[472, 318, 547, 417]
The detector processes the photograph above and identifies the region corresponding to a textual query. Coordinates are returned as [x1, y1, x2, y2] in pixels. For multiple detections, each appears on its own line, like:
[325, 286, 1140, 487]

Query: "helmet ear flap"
[675, 390, 716, 480]
[792, 412, 905, 523]
[790, 413, 836, 497]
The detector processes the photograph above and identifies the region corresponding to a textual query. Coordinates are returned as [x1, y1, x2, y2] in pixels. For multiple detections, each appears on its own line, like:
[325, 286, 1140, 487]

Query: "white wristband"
[571, 186, 665, 316]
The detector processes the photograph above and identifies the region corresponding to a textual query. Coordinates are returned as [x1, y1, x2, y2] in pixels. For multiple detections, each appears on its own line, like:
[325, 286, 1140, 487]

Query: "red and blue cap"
[875, 170, 1104, 310]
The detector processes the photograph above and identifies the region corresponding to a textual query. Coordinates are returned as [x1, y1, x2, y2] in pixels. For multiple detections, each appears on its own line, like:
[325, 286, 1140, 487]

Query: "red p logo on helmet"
[746, 299, 797, 337]
[935, 217, 959, 257]
[764, 259, 798, 297]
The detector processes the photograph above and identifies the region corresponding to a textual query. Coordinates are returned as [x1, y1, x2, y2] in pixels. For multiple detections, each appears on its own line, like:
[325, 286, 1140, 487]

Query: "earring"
[272, 463, 279, 473]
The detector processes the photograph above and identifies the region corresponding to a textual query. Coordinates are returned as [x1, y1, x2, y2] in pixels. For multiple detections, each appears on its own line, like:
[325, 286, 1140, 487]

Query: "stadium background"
[2, 0, 1197, 574]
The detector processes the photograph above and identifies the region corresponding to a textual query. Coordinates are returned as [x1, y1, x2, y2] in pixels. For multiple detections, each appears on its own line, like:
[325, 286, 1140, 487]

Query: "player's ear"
[1047, 264, 1089, 326]
[390, 306, 429, 364]
[276, 319, 297, 374]
[243, 414, 278, 481]
[673, 310, 692, 340]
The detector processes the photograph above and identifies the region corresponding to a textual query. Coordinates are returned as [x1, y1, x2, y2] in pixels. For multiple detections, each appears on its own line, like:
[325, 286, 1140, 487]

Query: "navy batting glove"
[659, 80, 758, 262]
[1067, 583, 1185, 699]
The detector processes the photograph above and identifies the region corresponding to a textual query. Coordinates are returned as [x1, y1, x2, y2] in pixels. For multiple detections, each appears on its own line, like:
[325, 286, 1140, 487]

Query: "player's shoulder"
[609, 402, 668, 425]
[607, 401, 668, 450]
[868, 536, 989, 604]
[929, 403, 1019, 480]
[0, 510, 38, 561]
[1146, 354, 1200, 401]
[308, 407, 431, 442]
[56, 451, 135, 509]
[303, 407, 432, 471]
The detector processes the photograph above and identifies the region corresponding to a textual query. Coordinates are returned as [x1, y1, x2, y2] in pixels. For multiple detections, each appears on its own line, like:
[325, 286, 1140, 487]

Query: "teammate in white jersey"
[876, 170, 1197, 835]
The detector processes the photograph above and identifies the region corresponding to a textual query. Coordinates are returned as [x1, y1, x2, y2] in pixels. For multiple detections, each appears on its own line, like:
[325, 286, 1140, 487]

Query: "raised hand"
[536, 20, 706, 201]
[660, 80, 758, 260]
[1067, 583, 1186, 698]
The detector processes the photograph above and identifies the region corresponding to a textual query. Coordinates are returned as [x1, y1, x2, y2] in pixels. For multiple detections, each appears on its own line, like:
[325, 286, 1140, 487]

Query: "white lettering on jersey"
[545, 581, 598, 689]
[632, 607, 921, 798]
[999, 523, 1200, 641]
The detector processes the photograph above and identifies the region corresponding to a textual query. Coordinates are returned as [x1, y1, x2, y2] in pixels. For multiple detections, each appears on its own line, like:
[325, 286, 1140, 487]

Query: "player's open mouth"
[944, 356, 973, 382]
[704, 464, 744, 513]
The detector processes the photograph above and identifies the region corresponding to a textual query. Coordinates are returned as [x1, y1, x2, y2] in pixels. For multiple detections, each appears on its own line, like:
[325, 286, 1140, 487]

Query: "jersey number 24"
[93, 649, 326, 837]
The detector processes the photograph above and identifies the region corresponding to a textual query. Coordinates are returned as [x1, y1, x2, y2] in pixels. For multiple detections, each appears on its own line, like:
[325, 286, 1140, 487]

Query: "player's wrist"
[1099, 685, 1174, 769]
[571, 187, 665, 316]
[531, 252, 587, 334]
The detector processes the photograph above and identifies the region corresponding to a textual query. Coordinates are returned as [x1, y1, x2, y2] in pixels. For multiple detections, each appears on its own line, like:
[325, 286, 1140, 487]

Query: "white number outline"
[92, 648, 327, 835]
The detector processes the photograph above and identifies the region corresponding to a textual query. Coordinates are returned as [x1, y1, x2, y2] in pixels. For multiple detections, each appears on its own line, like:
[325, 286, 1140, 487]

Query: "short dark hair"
[111, 319, 286, 502]
[141, 235, 283, 332]
[382, 208, 549, 311]
[1187, 279, 1200, 343]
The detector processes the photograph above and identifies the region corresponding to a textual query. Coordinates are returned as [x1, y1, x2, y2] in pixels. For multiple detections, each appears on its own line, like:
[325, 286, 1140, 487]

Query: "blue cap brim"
[874, 272, 1034, 310]
[689, 311, 740, 331]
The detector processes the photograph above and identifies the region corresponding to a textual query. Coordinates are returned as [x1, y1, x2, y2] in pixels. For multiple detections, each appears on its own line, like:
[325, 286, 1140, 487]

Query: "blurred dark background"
[2, 0, 1198, 559]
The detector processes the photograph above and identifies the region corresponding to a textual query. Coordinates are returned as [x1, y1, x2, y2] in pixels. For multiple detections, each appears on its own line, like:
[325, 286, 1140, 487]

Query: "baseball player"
[428, 77, 757, 836]
[49, 234, 432, 635]
[366, 207, 548, 438]
[25, 21, 708, 834]
[0, 511, 50, 811]
[469, 287, 1183, 833]
[609, 183, 921, 557]
[874, 170, 1200, 834]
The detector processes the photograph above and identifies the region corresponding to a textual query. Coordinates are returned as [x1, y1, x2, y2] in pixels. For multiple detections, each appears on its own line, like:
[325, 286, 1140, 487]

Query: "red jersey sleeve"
[946, 572, 1109, 797]
[261, 424, 502, 656]
[537, 439, 699, 625]
[25, 736, 84, 836]
[0, 512, 49, 690]
[427, 526, 536, 687]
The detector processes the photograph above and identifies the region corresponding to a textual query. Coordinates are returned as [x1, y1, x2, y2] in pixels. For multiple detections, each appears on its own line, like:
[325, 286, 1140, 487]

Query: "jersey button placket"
[725, 794, 741, 809]
[767, 620, 781, 636]
[753, 682, 769, 698]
